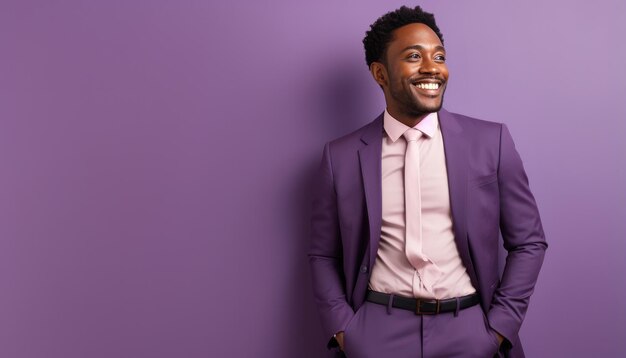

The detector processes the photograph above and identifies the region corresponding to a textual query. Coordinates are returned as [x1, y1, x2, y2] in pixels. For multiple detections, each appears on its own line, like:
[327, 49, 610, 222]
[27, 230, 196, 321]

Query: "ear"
[369, 62, 388, 88]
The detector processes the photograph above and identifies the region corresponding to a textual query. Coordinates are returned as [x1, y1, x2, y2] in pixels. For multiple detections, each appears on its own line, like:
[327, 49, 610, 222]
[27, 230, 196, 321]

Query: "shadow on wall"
[306, 56, 381, 140]
[281, 58, 380, 357]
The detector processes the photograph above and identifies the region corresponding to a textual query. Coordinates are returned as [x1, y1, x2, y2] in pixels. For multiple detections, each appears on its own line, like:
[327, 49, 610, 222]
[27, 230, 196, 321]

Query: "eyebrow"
[401, 44, 446, 53]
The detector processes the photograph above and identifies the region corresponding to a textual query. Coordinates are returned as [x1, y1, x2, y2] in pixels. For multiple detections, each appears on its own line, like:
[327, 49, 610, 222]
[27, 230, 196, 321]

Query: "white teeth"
[416, 83, 439, 90]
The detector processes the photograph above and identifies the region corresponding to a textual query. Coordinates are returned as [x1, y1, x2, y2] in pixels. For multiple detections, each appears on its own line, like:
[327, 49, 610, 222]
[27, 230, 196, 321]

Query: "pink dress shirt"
[368, 110, 476, 299]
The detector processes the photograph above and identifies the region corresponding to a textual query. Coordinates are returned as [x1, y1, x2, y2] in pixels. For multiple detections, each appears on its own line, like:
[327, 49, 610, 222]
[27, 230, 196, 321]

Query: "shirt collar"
[383, 109, 439, 142]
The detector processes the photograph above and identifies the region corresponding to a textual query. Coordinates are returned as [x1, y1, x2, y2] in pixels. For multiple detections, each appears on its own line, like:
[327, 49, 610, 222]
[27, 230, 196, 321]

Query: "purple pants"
[340, 301, 501, 358]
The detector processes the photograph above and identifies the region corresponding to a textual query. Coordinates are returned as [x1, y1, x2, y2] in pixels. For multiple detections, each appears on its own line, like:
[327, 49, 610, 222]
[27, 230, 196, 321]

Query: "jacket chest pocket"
[468, 172, 497, 188]
[467, 172, 499, 238]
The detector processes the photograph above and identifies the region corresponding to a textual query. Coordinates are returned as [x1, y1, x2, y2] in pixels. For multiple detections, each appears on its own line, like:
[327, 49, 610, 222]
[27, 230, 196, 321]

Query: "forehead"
[388, 23, 443, 52]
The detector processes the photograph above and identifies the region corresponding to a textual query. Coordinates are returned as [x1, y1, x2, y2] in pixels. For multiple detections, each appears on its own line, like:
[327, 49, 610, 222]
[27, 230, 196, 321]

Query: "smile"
[414, 83, 440, 90]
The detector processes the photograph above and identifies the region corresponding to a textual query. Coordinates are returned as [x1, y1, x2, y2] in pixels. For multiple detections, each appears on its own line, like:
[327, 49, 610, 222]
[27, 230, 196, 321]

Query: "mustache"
[409, 76, 446, 84]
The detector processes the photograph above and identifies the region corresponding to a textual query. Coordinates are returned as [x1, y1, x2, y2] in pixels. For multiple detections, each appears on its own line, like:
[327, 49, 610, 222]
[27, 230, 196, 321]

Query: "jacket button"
[360, 265, 368, 274]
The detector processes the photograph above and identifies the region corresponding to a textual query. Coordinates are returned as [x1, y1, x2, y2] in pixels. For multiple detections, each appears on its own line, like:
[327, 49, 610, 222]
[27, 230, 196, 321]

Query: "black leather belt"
[366, 290, 480, 315]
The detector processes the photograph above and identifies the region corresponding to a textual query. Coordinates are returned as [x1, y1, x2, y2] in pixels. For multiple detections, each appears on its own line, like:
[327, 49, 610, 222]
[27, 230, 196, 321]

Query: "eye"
[407, 53, 421, 60]
[435, 54, 446, 62]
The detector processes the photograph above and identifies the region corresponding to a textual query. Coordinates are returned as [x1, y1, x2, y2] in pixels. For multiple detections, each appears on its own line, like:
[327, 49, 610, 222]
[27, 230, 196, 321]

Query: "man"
[308, 6, 547, 358]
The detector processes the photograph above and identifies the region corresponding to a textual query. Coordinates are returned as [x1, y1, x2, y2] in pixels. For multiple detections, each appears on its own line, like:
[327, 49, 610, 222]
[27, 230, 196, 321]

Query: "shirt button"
[360, 265, 368, 274]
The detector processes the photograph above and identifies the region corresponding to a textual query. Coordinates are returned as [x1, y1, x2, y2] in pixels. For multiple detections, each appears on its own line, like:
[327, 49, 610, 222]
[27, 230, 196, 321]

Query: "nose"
[419, 57, 440, 75]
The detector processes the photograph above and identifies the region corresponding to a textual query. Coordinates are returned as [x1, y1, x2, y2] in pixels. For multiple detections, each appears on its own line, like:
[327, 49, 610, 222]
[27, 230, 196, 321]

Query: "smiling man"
[308, 6, 547, 358]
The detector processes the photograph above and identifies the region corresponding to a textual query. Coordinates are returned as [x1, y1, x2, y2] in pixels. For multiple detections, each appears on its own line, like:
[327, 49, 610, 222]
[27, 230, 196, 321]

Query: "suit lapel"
[439, 109, 476, 283]
[358, 114, 384, 268]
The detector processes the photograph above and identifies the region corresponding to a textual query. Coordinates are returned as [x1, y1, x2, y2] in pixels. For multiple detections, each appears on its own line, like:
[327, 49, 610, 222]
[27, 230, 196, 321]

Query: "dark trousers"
[338, 301, 502, 358]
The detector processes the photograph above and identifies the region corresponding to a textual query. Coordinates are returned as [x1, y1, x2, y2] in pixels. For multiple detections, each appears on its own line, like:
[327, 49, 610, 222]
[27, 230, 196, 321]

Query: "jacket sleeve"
[487, 124, 548, 347]
[308, 142, 355, 349]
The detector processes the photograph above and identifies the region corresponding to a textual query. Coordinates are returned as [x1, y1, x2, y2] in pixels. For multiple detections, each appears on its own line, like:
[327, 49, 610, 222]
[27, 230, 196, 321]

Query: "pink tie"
[403, 128, 442, 294]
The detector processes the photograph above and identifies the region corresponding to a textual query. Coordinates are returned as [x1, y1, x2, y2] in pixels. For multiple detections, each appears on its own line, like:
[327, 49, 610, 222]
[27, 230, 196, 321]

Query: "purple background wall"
[1, 0, 624, 357]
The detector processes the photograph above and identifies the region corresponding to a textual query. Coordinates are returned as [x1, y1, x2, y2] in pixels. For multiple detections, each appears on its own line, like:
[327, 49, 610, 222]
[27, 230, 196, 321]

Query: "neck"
[386, 107, 430, 128]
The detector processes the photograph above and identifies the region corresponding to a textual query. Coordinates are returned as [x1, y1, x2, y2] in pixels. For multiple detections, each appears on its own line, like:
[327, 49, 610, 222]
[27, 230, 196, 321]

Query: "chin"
[410, 102, 443, 114]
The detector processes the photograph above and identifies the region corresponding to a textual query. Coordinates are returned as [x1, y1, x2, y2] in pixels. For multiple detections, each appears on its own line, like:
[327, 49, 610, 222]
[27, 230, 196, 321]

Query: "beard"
[393, 83, 445, 115]
[387, 73, 447, 117]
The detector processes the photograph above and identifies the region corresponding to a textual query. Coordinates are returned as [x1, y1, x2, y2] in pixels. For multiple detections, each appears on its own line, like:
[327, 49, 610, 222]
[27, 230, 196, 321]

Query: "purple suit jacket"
[308, 109, 547, 357]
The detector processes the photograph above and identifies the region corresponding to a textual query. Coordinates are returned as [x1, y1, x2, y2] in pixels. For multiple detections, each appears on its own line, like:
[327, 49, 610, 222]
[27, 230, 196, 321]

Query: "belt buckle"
[415, 299, 440, 315]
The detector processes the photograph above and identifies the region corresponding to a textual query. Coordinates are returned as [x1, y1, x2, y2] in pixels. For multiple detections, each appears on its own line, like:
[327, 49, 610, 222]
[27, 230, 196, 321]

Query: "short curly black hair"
[363, 6, 444, 67]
